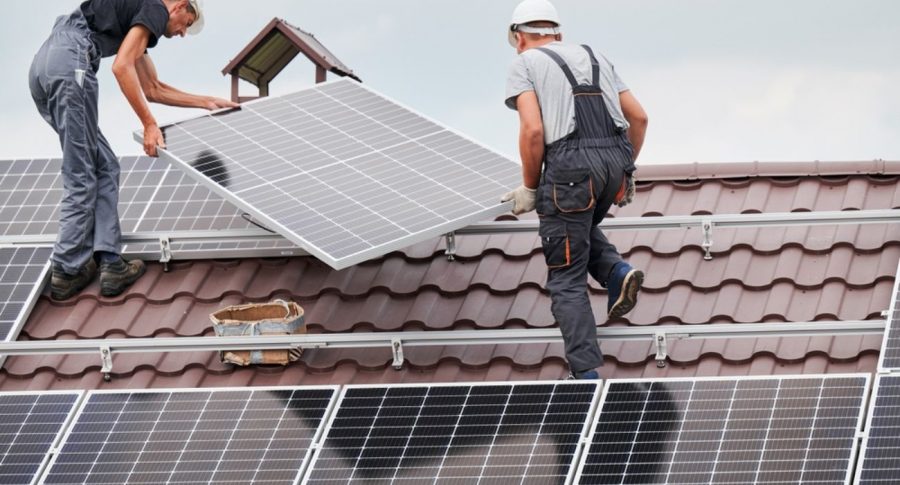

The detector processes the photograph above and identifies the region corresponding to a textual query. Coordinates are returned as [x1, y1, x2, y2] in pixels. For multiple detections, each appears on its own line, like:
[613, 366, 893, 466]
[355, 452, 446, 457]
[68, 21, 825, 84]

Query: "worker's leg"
[587, 162, 626, 286]
[541, 210, 602, 374]
[93, 131, 123, 256]
[30, 31, 99, 275]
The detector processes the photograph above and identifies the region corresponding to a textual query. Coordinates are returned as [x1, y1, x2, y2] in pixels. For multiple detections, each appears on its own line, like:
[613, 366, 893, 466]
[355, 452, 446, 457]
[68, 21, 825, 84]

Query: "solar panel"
[304, 381, 599, 484]
[148, 78, 520, 269]
[877, 260, 900, 371]
[575, 375, 868, 485]
[0, 391, 81, 485]
[0, 246, 52, 343]
[43, 386, 337, 484]
[856, 374, 900, 484]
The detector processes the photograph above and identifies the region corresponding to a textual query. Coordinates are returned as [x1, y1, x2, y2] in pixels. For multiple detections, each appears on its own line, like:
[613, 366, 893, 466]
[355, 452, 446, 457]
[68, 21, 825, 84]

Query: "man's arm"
[135, 55, 235, 110]
[111, 25, 163, 156]
[619, 90, 648, 160]
[516, 91, 544, 189]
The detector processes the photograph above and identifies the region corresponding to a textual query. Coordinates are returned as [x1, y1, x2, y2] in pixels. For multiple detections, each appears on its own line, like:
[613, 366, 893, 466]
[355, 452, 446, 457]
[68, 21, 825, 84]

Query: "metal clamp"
[391, 338, 405, 370]
[701, 219, 714, 261]
[158, 237, 173, 271]
[444, 232, 457, 262]
[100, 346, 113, 381]
[654, 332, 668, 368]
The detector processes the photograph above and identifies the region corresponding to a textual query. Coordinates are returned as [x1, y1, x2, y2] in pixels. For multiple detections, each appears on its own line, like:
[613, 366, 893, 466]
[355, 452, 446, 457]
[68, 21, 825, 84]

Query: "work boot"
[50, 259, 98, 300]
[566, 369, 600, 380]
[606, 262, 644, 319]
[99, 258, 146, 297]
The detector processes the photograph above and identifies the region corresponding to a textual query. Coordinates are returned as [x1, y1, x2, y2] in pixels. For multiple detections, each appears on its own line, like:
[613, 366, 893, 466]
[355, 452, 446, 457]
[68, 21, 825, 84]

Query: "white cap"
[508, 0, 561, 47]
[186, 0, 204, 35]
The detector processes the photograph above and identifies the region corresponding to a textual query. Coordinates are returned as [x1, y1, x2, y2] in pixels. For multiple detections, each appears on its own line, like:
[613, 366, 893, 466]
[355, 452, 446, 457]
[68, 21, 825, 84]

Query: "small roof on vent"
[222, 18, 360, 86]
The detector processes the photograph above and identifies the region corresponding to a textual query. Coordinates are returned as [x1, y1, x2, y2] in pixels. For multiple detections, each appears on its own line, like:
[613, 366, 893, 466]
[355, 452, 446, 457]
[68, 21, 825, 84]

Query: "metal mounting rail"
[457, 209, 900, 234]
[0, 320, 884, 378]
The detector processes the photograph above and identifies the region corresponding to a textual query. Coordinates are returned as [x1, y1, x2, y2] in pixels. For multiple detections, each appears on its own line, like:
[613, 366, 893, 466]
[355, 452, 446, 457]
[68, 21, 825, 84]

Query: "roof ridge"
[635, 160, 900, 181]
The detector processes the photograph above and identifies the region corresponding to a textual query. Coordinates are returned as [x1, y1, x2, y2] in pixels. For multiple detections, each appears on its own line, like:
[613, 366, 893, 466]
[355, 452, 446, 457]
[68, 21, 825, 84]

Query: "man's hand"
[203, 96, 239, 111]
[501, 185, 537, 215]
[143, 124, 166, 157]
[615, 174, 636, 208]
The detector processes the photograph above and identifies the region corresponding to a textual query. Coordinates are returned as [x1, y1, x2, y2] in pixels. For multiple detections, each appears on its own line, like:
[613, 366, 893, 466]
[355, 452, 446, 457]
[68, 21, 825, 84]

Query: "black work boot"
[50, 259, 98, 301]
[99, 258, 146, 297]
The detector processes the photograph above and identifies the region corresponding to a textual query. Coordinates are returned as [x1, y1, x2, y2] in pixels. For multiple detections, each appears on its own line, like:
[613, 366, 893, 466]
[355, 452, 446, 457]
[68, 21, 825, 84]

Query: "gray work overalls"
[28, 10, 122, 275]
[535, 45, 635, 373]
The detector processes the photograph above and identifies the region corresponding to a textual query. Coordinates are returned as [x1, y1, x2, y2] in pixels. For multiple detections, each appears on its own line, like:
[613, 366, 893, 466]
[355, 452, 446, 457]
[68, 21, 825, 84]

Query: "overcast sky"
[2, 0, 898, 164]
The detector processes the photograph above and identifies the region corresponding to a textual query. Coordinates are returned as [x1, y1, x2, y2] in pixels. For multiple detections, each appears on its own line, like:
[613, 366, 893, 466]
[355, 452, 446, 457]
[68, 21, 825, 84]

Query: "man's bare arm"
[516, 91, 545, 189]
[135, 54, 236, 110]
[111, 25, 161, 156]
[619, 90, 648, 160]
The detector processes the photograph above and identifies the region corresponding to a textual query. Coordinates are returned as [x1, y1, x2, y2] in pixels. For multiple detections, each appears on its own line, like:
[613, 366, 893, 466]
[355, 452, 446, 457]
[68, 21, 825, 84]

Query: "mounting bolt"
[444, 233, 457, 262]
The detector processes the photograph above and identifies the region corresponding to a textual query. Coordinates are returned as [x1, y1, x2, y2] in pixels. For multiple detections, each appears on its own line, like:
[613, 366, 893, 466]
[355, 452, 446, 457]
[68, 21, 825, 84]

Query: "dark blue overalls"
[535, 45, 635, 374]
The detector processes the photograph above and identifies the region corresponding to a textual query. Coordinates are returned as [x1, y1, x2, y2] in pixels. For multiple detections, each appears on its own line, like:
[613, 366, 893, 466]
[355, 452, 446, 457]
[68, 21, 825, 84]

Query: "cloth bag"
[210, 300, 305, 366]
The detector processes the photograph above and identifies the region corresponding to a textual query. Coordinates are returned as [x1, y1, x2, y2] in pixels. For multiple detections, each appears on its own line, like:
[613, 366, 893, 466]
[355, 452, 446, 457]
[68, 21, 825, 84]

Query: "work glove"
[501, 185, 537, 215]
[615, 174, 636, 208]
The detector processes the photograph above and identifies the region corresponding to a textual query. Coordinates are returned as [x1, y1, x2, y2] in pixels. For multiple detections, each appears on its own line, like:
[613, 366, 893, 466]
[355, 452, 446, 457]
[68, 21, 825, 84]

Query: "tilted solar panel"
[146, 78, 520, 269]
[304, 381, 599, 484]
[856, 374, 900, 484]
[575, 375, 868, 485]
[0, 246, 52, 344]
[0, 391, 81, 485]
[43, 386, 337, 484]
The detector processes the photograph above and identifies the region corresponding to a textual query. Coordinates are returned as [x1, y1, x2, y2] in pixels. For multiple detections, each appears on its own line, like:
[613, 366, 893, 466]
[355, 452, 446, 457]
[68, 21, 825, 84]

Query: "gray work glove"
[501, 185, 537, 215]
[615, 174, 636, 208]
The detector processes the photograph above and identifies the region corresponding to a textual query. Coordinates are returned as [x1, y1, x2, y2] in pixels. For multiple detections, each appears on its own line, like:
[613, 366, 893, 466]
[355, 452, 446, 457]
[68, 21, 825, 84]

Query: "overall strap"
[536, 47, 578, 88]
[581, 45, 601, 87]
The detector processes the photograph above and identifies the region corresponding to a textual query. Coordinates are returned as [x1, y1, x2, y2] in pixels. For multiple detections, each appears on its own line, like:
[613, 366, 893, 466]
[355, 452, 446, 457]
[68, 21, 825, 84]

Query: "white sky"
[1, 0, 899, 164]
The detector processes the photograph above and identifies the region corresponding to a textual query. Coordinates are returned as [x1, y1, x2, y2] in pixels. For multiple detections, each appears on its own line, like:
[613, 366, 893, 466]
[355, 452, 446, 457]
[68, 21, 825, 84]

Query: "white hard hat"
[508, 0, 561, 47]
[186, 0, 204, 35]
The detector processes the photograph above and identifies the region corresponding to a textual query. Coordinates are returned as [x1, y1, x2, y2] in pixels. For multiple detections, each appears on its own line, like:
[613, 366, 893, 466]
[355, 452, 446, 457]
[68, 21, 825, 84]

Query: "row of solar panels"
[1, 79, 520, 268]
[0, 375, 897, 485]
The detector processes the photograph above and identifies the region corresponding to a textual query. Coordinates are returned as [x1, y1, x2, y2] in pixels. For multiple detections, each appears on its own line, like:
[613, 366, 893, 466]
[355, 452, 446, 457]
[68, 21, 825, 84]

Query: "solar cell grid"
[0, 246, 52, 343]
[856, 374, 900, 484]
[877, 260, 900, 370]
[304, 382, 599, 485]
[0, 391, 80, 485]
[575, 375, 868, 485]
[43, 386, 337, 485]
[153, 78, 520, 269]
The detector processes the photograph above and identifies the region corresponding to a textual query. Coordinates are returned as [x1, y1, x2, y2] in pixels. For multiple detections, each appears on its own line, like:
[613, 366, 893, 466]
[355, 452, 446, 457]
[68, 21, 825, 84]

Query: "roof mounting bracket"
[100, 346, 113, 381]
[701, 219, 714, 260]
[158, 237, 173, 272]
[444, 232, 457, 262]
[654, 332, 668, 368]
[391, 338, 405, 370]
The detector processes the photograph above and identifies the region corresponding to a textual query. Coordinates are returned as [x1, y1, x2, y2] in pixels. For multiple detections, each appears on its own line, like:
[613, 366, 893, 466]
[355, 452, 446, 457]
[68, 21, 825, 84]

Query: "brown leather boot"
[50, 259, 98, 300]
[99, 258, 146, 297]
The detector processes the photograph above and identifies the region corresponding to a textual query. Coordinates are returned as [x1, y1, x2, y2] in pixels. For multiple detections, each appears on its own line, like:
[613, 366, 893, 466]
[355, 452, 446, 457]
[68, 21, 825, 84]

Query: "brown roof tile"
[1, 164, 897, 391]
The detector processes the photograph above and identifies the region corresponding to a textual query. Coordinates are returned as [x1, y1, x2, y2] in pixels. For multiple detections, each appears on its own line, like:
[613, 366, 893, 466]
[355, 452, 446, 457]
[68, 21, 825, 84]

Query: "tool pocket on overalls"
[539, 220, 570, 269]
[551, 169, 595, 213]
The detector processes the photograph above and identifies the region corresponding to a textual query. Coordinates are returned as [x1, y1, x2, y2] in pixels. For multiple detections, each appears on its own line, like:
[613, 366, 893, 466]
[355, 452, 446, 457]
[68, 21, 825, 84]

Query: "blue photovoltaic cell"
[575, 375, 868, 485]
[0, 392, 80, 485]
[0, 246, 52, 343]
[305, 382, 598, 484]
[856, 374, 900, 484]
[44, 387, 336, 484]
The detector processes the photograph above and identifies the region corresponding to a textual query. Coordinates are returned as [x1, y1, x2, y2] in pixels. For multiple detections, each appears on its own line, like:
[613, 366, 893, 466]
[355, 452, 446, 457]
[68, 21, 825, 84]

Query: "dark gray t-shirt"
[80, 0, 169, 57]
[506, 42, 629, 145]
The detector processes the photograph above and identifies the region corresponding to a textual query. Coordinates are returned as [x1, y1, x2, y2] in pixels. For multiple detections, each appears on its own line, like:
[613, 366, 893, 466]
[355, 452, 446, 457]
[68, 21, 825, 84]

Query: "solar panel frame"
[876, 259, 900, 371]
[141, 78, 518, 270]
[41, 385, 340, 485]
[574, 374, 869, 485]
[0, 390, 83, 485]
[0, 245, 52, 369]
[302, 380, 602, 485]
[855, 374, 900, 485]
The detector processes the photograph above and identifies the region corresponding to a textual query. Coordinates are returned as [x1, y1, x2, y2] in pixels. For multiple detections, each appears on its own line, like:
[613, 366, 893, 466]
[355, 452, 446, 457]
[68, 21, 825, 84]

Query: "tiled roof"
[1, 162, 898, 391]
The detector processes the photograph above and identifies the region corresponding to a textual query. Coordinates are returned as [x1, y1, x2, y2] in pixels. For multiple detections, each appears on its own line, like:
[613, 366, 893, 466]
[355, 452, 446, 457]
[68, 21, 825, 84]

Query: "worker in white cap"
[29, 0, 237, 300]
[501, 0, 649, 379]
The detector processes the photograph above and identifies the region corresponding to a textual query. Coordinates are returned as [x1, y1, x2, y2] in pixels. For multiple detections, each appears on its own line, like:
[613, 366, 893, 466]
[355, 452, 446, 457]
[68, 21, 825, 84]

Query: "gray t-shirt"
[505, 42, 629, 145]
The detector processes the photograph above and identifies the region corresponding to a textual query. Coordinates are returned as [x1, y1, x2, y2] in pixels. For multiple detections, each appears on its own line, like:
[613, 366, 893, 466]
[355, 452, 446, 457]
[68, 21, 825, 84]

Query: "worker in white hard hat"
[29, 0, 237, 300]
[501, 0, 649, 379]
